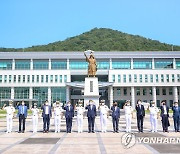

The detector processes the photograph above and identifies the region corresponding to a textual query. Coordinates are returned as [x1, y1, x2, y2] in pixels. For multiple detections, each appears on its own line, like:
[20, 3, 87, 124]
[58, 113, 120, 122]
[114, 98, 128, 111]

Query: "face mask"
[9, 104, 12, 106]
[175, 104, 178, 107]
[68, 104, 70, 106]
[127, 104, 130, 106]
[90, 102, 93, 105]
[56, 105, 59, 107]
[79, 104, 82, 107]
[152, 104, 155, 107]
[102, 103, 105, 106]
[22, 103, 25, 106]
[138, 102, 141, 105]
[34, 106, 37, 108]
[45, 103, 48, 105]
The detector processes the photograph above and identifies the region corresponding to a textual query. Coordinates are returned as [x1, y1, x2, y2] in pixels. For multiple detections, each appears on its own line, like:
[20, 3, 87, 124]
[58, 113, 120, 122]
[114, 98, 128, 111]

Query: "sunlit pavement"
[0, 111, 180, 154]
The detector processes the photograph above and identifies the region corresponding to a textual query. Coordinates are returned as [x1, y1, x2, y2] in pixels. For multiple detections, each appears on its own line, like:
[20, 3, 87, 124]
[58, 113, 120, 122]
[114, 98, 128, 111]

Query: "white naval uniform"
[4, 106, 15, 133]
[54, 107, 63, 133]
[124, 105, 133, 132]
[31, 108, 39, 133]
[76, 106, 85, 133]
[149, 106, 159, 132]
[99, 105, 109, 132]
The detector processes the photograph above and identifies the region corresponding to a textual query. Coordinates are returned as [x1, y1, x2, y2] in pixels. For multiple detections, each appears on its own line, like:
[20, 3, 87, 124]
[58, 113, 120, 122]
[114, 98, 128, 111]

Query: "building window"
[50, 75, 53, 83]
[64, 75, 67, 82]
[169, 88, 173, 95]
[156, 88, 160, 95]
[149, 88, 152, 95]
[166, 74, 169, 82]
[157, 100, 160, 107]
[18, 75, 21, 83]
[134, 74, 137, 82]
[118, 75, 121, 83]
[123, 74, 126, 83]
[33, 60, 49, 70]
[51, 87, 66, 103]
[112, 75, 115, 82]
[133, 59, 152, 69]
[46, 75, 48, 83]
[172, 74, 175, 82]
[145, 74, 148, 83]
[59, 75, 62, 83]
[112, 60, 131, 69]
[143, 88, 146, 95]
[32, 75, 35, 83]
[70, 60, 88, 70]
[155, 59, 173, 69]
[0, 87, 11, 99]
[55, 75, 58, 83]
[14, 87, 29, 99]
[97, 61, 110, 70]
[4, 75, 7, 83]
[161, 74, 164, 82]
[169, 100, 173, 107]
[162, 88, 166, 95]
[51, 60, 67, 70]
[15, 60, 30, 70]
[23, 75, 25, 83]
[0, 60, 12, 70]
[177, 74, 180, 82]
[139, 74, 142, 83]
[0, 75, 2, 83]
[33, 87, 48, 106]
[41, 75, 44, 83]
[129, 74, 132, 82]
[136, 88, 140, 95]
[156, 74, 159, 82]
[14, 75, 16, 83]
[9, 75, 12, 83]
[123, 88, 127, 96]
[176, 59, 180, 69]
[117, 88, 121, 96]
[150, 74, 153, 82]
[36, 75, 39, 83]
[27, 75, 30, 83]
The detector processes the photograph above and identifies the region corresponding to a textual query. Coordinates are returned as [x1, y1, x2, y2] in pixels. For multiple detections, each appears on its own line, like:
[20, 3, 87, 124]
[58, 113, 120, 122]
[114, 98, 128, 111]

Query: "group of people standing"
[2, 99, 180, 134]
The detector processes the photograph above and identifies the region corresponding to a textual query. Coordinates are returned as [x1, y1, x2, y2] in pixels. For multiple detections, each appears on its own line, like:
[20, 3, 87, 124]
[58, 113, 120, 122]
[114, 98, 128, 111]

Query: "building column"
[67, 59, 70, 70]
[173, 86, 178, 102]
[131, 58, 133, 69]
[152, 86, 157, 105]
[48, 87, 51, 105]
[173, 58, 176, 69]
[109, 58, 112, 69]
[12, 59, 15, 70]
[66, 86, 70, 103]
[29, 87, 33, 107]
[152, 58, 155, 69]
[11, 87, 14, 100]
[49, 59, 51, 70]
[131, 86, 135, 109]
[108, 86, 113, 107]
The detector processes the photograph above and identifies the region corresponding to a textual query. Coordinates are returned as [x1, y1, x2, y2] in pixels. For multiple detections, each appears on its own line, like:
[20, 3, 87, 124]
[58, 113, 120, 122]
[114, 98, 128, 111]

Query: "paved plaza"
[0, 111, 180, 154]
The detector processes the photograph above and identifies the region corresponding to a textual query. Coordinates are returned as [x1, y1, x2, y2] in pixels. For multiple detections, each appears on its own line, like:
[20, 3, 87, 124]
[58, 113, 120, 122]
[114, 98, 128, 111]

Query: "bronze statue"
[84, 50, 97, 77]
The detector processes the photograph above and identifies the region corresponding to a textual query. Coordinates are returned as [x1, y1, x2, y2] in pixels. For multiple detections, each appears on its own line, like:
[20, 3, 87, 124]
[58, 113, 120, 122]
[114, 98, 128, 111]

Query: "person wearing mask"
[172, 102, 180, 132]
[17, 101, 28, 133]
[3, 100, 15, 133]
[76, 100, 85, 133]
[99, 100, 110, 133]
[160, 100, 170, 132]
[41, 100, 52, 133]
[111, 102, 120, 133]
[64, 101, 74, 133]
[85, 100, 97, 133]
[148, 101, 159, 133]
[54, 101, 63, 133]
[124, 100, 133, 133]
[136, 99, 145, 133]
[31, 103, 39, 133]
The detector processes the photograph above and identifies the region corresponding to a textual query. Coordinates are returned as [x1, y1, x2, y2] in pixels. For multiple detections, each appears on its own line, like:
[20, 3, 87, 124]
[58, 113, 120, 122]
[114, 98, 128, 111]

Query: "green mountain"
[1, 28, 180, 52]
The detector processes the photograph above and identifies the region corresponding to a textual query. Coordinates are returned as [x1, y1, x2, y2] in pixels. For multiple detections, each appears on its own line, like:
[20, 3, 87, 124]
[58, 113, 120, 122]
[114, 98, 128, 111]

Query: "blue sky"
[0, 0, 180, 48]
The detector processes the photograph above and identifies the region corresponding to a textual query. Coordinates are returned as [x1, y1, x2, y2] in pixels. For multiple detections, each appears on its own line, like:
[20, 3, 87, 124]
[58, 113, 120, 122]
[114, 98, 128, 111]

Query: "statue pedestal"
[83, 77, 100, 107]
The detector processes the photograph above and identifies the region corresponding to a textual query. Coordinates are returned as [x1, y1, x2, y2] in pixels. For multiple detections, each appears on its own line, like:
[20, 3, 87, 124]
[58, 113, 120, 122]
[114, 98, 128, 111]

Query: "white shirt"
[76, 106, 84, 115]
[99, 105, 109, 115]
[32, 108, 39, 116]
[163, 106, 167, 115]
[149, 106, 159, 115]
[4, 106, 15, 116]
[45, 106, 49, 114]
[54, 107, 62, 116]
[125, 106, 133, 115]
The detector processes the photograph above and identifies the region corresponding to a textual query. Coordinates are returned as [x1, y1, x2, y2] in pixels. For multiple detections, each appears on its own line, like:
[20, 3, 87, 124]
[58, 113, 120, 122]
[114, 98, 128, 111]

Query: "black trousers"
[19, 114, 26, 131]
[112, 117, 119, 131]
[88, 116, 95, 132]
[43, 114, 50, 131]
[173, 116, 179, 131]
[162, 115, 169, 131]
[66, 117, 72, 132]
[137, 115, 144, 132]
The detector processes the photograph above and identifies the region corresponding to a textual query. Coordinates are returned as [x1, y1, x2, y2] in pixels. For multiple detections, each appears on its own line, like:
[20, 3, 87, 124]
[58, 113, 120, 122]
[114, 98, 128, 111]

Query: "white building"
[0, 51, 179, 108]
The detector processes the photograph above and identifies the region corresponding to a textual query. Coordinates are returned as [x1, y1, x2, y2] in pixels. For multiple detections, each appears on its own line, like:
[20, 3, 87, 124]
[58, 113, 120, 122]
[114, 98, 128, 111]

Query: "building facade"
[0, 51, 179, 108]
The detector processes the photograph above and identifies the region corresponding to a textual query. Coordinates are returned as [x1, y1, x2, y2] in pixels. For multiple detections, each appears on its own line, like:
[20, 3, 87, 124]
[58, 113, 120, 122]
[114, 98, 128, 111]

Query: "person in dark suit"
[111, 102, 120, 133]
[160, 100, 170, 132]
[17, 101, 28, 133]
[172, 102, 180, 132]
[41, 100, 52, 133]
[136, 99, 145, 133]
[85, 100, 97, 133]
[64, 101, 74, 133]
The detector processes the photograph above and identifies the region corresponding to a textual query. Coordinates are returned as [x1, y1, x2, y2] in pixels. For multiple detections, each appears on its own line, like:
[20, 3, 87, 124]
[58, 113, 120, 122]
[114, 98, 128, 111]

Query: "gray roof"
[0, 51, 180, 59]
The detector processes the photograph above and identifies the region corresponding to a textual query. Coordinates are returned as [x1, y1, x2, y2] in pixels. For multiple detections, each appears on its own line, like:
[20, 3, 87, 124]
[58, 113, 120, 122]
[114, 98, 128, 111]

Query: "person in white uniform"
[148, 101, 160, 132]
[76, 101, 85, 133]
[99, 100, 110, 133]
[124, 100, 133, 133]
[54, 101, 63, 133]
[31, 103, 39, 133]
[3, 100, 15, 133]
